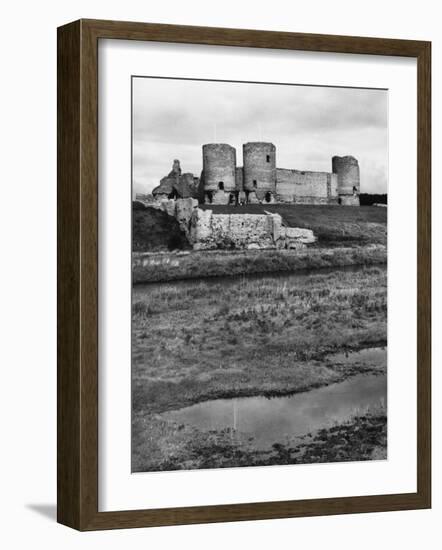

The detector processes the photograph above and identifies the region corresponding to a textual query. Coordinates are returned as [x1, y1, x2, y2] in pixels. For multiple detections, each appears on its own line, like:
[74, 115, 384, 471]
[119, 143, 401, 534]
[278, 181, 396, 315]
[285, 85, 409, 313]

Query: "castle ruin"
[149, 197, 316, 251]
[148, 142, 360, 206]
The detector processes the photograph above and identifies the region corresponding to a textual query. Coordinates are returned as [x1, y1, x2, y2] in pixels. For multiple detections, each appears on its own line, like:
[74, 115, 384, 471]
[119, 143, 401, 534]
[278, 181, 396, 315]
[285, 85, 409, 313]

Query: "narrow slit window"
[266, 155, 270, 163]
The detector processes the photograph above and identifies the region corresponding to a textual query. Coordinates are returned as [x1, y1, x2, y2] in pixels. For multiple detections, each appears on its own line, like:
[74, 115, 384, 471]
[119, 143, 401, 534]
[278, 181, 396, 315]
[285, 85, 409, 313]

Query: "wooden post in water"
[233, 398, 237, 431]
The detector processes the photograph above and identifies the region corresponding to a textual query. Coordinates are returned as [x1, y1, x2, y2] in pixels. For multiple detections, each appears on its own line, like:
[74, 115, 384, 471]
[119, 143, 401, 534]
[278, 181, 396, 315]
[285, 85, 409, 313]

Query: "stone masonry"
[144, 142, 360, 206]
[151, 198, 316, 250]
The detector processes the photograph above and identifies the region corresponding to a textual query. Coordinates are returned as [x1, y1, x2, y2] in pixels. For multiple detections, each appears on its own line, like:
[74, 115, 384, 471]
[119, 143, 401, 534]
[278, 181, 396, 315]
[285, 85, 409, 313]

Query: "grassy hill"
[132, 202, 190, 252]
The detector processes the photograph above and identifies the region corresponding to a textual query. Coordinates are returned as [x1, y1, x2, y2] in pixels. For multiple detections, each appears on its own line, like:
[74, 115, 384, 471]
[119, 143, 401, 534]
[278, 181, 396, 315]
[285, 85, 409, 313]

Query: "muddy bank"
[132, 409, 387, 472]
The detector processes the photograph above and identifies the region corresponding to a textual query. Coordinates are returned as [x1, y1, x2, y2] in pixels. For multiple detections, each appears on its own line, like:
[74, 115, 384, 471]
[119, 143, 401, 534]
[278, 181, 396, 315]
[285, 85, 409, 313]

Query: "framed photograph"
[57, 19, 431, 530]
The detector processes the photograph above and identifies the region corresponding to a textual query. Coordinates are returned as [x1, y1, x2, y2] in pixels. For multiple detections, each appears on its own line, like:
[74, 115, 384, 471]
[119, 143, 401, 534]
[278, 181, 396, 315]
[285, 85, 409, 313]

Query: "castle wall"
[180, 172, 196, 188]
[235, 167, 243, 190]
[204, 190, 230, 205]
[339, 195, 360, 206]
[189, 208, 276, 249]
[211, 213, 275, 249]
[152, 160, 200, 200]
[276, 169, 338, 203]
[148, 198, 316, 250]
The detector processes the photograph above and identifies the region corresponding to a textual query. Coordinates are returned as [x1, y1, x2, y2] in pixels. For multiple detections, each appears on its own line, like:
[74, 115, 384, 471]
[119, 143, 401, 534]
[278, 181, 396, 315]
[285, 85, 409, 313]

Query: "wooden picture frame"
[57, 18, 431, 530]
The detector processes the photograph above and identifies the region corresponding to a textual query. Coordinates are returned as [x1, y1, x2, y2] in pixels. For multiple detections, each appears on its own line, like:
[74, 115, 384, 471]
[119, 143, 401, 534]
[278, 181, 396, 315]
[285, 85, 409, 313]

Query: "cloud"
[133, 77, 388, 194]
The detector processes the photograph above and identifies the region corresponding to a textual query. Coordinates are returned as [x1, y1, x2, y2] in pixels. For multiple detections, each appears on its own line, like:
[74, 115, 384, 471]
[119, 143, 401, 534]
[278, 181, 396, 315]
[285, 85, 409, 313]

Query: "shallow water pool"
[163, 351, 387, 448]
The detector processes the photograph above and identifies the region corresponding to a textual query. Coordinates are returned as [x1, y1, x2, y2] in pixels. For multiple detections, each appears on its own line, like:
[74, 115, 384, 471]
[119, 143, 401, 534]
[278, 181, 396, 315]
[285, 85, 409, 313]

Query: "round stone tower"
[243, 142, 276, 203]
[202, 144, 236, 204]
[332, 155, 360, 205]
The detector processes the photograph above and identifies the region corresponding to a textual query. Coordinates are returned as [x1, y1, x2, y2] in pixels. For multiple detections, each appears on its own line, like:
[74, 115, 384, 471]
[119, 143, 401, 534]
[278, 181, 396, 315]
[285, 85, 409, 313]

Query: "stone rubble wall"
[194, 211, 276, 250]
[148, 198, 316, 250]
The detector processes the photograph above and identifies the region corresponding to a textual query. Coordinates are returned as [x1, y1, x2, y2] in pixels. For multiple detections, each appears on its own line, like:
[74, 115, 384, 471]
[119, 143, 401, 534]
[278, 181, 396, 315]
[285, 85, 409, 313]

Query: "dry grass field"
[133, 245, 386, 283]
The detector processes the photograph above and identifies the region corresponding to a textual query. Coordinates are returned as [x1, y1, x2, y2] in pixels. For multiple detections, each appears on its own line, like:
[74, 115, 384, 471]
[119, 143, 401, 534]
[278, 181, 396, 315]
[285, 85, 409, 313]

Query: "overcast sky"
[133, 77, 388, 195]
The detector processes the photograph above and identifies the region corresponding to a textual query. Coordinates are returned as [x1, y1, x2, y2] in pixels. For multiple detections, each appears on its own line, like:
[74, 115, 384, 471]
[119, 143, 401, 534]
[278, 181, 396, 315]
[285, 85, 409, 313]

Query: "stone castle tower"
[202, 144, 237, 204]
[243, 142, 277, 203]
[332, 155, 361, 206]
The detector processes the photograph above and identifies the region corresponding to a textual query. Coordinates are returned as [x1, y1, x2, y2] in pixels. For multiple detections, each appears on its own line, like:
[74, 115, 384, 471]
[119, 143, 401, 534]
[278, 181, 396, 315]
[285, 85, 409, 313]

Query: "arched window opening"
[218, 181, 224, 190]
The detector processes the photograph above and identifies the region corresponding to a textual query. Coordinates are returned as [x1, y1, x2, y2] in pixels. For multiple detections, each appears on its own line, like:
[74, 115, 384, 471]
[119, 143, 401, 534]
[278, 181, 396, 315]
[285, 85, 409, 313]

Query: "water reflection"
[164, 369, 386, 448]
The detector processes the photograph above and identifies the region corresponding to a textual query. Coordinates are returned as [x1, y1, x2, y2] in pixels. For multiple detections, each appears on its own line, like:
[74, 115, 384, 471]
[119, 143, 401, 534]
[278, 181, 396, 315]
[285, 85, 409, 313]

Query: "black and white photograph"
[0, 0, 435, 541]
[131, 76, 388, 472]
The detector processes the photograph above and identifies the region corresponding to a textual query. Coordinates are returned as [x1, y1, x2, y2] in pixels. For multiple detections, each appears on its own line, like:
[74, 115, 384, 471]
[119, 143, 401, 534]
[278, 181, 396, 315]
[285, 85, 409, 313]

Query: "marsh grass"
[133, 245, 386, 283]
[132, 266, 387, 417]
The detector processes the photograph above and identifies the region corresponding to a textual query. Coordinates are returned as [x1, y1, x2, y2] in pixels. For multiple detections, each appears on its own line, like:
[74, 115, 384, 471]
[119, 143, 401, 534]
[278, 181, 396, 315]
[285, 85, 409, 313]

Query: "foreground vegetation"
[133, 244, 386, 283]
[132, 204, 388, 470]
[132, 266, 387, 471]
[133, 201, 190, 252]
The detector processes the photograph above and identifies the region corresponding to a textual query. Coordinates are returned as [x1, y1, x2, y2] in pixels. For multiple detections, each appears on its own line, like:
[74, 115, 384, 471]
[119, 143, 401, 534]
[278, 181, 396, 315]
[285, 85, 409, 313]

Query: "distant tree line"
[359, 193, 387, 206]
